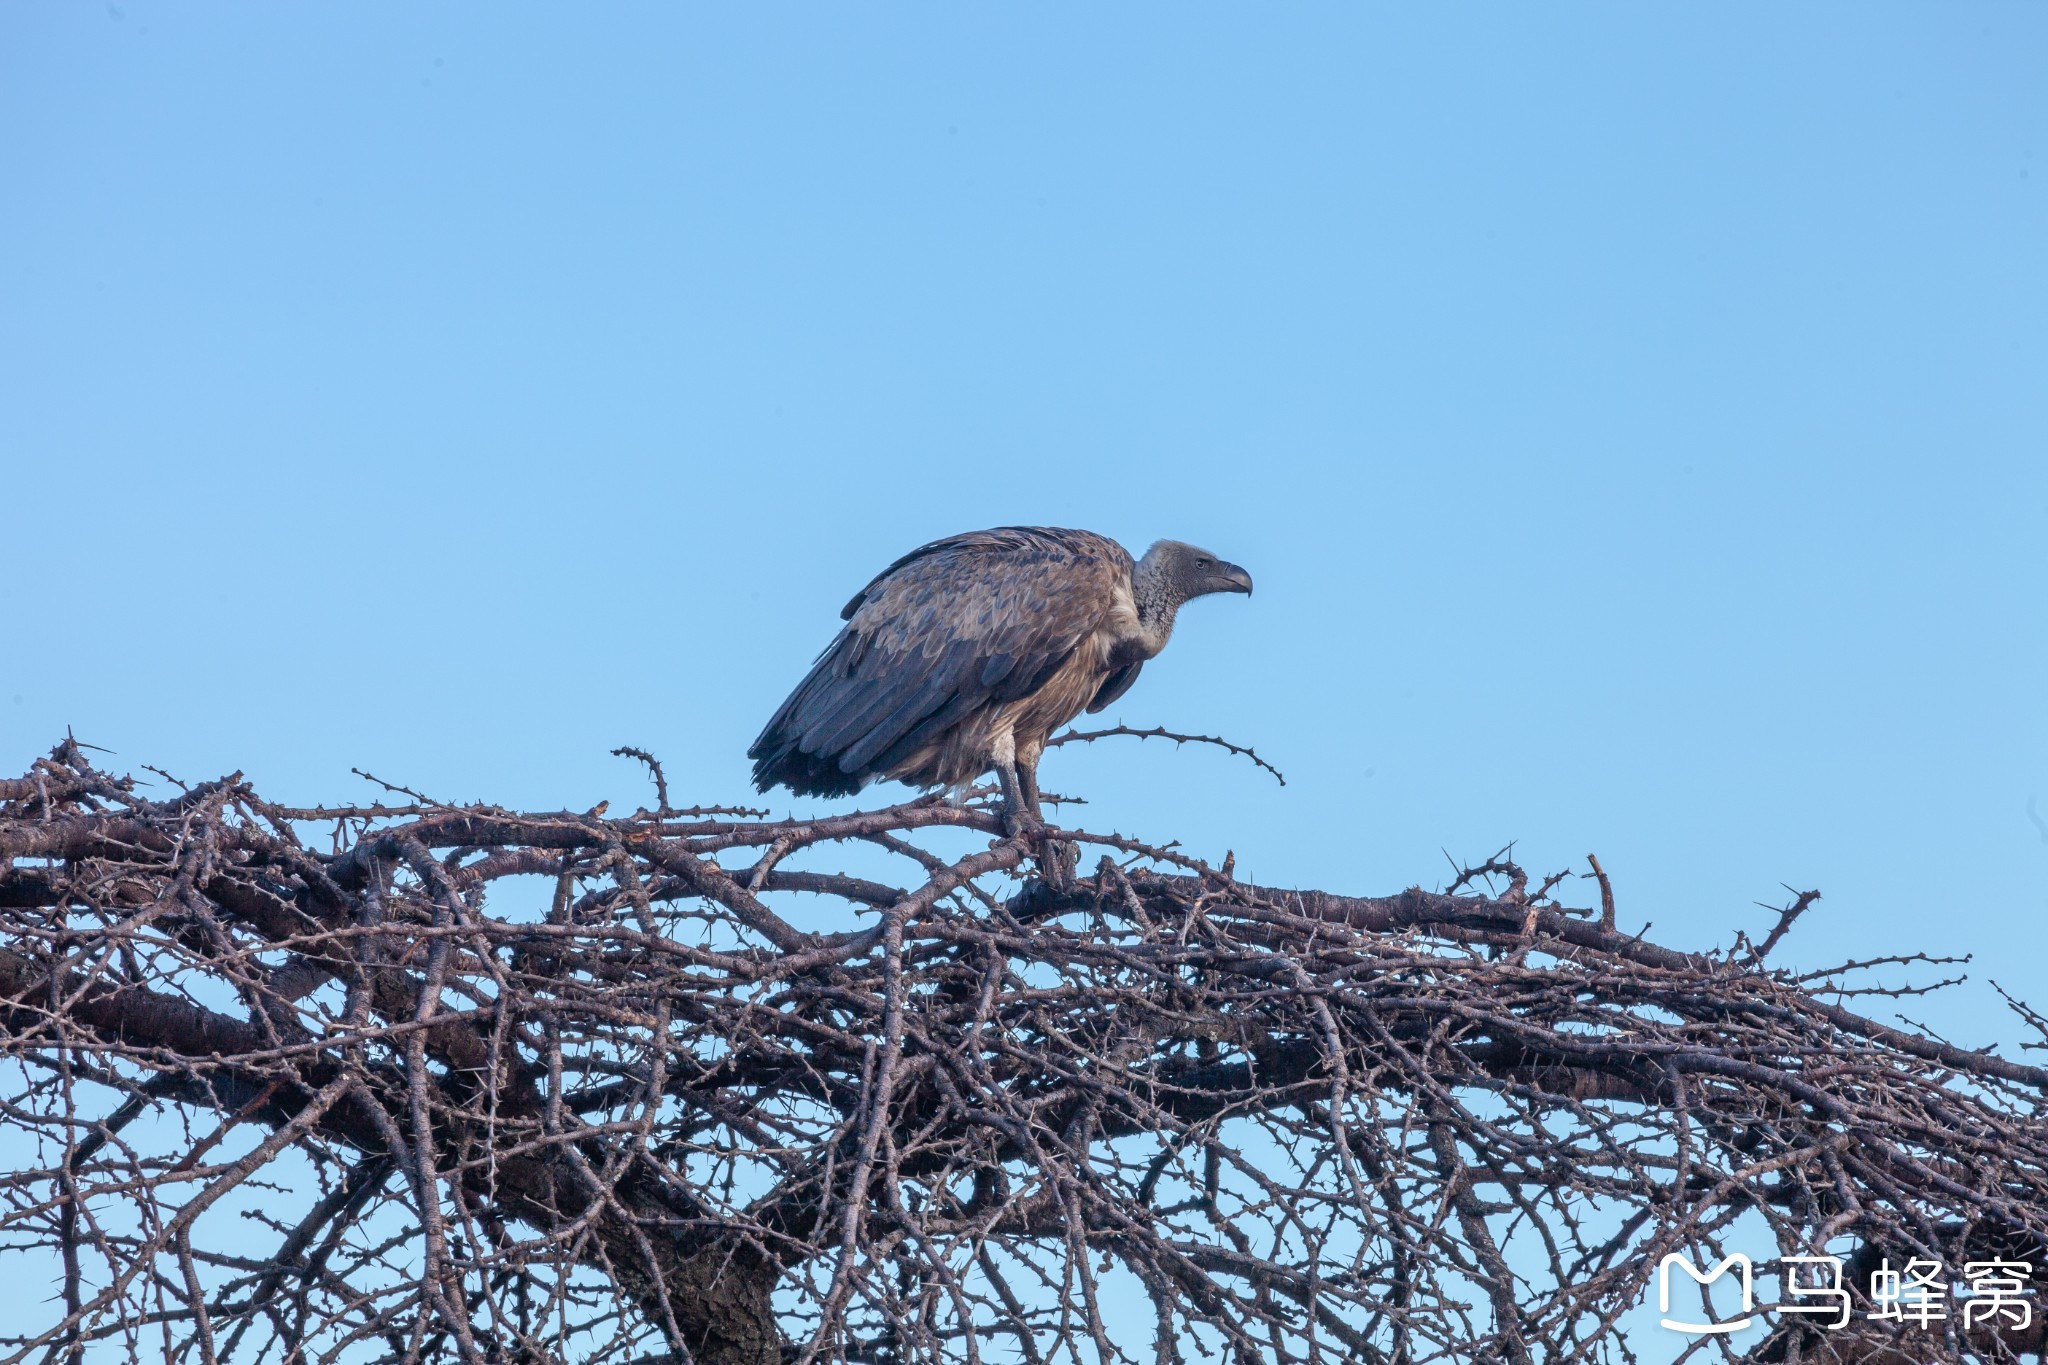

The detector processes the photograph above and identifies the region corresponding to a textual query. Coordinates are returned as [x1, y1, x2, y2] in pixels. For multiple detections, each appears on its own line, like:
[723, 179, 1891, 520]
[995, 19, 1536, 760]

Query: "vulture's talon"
[1035, 835, 1080, 892]
[1001, 807, 1046, 842]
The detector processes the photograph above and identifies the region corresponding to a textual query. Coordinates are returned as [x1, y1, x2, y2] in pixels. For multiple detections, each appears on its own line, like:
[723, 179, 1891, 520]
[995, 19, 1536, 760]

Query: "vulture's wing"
[751, 527, 1131, 795]
[1085, 655, 1145, 714]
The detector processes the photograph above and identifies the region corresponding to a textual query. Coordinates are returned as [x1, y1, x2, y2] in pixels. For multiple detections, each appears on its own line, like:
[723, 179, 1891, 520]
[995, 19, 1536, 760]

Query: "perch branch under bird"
[0, 737, 2044, 1365]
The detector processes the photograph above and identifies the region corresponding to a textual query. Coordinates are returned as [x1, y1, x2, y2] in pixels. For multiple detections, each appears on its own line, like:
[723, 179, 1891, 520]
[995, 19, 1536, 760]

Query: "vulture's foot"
[998, 803, 1073, 891]
[1000, 804, 1044, 841]
[1033, 833, 1080, 892]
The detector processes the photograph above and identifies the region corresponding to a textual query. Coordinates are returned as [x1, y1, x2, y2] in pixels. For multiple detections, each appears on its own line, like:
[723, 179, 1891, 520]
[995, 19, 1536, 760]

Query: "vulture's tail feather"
[748, 735, 868, 798]
[748, 636, 879, 797]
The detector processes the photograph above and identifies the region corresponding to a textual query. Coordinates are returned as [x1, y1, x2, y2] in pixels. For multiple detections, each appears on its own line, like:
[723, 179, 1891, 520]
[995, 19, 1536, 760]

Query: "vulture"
[749, 526, 1254, 831]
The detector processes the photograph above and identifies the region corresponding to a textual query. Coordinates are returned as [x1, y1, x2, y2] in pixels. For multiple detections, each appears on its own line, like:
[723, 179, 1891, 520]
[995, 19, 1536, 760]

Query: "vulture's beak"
[1216, 562, 1254, 597]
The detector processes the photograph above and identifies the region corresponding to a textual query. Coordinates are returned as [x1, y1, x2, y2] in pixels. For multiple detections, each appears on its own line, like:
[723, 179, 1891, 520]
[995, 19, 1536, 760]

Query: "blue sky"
[4, 1, 2045, 1061]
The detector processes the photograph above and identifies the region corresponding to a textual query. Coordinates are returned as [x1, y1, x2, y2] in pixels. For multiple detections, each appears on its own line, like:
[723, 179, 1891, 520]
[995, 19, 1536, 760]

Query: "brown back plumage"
[749, 527, 1134, 797]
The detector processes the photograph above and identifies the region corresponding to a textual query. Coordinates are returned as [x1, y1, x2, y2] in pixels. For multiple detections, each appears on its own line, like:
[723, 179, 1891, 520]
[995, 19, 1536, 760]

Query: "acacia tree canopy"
[0, 738, 2043, 1365]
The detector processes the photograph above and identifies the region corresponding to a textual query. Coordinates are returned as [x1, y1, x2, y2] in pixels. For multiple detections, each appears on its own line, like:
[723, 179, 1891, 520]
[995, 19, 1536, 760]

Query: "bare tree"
[1, 736, 2043, 1365]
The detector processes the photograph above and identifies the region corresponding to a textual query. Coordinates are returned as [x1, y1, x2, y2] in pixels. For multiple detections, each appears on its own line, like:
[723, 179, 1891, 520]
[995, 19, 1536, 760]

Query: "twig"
[1045, 724, 1286, 786]
[611, 745, 673, 816]
[1586, 854, 1616, 933]
[1753, 886, 1822, 962]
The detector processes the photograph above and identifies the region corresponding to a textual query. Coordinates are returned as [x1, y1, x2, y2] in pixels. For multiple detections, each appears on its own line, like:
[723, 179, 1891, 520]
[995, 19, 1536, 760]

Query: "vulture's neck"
[1130, 569, 1181, 655]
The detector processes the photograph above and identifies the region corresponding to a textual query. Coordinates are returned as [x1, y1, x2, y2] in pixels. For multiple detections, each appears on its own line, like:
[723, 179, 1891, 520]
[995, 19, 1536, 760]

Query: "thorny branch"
[0, 737, 2043, 1365]
[1044, 726, 1288, 787]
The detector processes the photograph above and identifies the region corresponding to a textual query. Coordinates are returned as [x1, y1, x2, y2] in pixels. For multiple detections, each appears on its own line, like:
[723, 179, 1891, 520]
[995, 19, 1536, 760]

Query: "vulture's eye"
[1196, 557, 1211, 568]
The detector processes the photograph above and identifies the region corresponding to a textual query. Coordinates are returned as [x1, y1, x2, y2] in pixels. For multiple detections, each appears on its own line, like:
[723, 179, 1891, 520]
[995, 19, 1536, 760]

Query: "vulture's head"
[1137, 540, 1255, 608]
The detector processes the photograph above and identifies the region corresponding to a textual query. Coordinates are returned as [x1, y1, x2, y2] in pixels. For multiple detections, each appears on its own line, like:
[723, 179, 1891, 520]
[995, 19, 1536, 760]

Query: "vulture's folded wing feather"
[1085, 636, 1155, 714]
[1086, 661, 1145, 714]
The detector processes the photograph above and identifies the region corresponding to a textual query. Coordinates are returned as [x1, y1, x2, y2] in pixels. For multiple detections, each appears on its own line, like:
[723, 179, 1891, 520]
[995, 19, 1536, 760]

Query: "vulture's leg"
[994, 758, 1040, 837]
[1015, 754, 1077, 891]
[1015, 759, 1042, 816]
